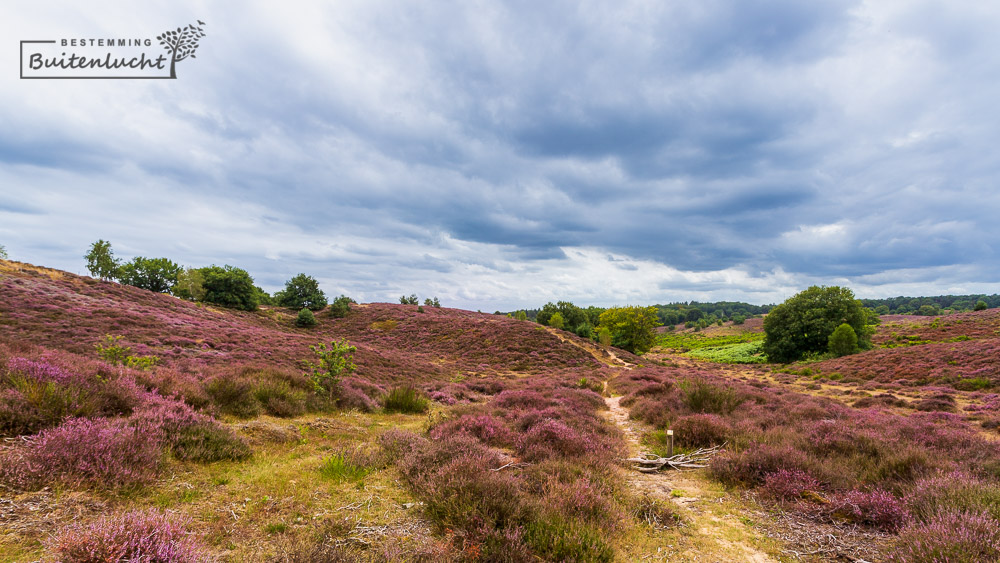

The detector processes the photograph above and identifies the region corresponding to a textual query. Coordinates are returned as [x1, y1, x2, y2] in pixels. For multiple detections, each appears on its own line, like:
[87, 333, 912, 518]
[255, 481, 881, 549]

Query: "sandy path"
[604, 393, 778, 562]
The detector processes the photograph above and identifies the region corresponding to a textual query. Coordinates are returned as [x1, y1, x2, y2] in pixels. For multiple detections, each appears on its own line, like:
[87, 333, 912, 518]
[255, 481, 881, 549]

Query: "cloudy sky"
[3, 1, 1000, 311]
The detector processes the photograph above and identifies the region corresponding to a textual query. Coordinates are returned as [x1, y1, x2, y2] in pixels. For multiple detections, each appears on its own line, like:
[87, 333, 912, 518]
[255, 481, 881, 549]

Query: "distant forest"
[505, 293, 1000, 328]
[860, 294, 1000, 315]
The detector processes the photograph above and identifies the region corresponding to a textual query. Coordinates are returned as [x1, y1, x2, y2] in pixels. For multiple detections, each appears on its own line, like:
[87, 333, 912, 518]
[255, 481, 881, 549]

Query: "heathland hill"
[2, 260, 1000, 562]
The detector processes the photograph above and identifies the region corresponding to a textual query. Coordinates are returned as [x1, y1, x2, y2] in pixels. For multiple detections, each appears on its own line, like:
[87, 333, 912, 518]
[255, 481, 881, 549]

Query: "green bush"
[382, 386, 429, 414]
[828, 323, 859, 357]
[205, 374, 261, 418]
[329, 295, 355, 318]
[199, 265, 259, 311]
[295, 308, 317, 327]
[304, 339, 356, 400]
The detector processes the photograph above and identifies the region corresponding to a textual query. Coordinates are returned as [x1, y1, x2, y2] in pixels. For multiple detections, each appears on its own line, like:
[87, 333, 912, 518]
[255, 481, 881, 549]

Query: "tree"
[276, 273, 327, 311]
[117, 256, 181, 293]
[84, 239, 120, 281]
[598, 306, 661, 354]
[0, 244, 7, 259]
[329, 295, 355, 318]
[423, 297, 441, 308]
[828, 323, 859, 357]
[255, 286, 275, 306]
[157, 21, 206, 79]
[975, 300, 989, 311]
[763, 286, 872, 363]
[548, 312, 565, 330]
[199, 265, 259, 311]
[399, 294, 418, 305]
[597, 326, 612, 347]
[172, 267, 206, 301]
[916, 304, 940, 316]
[515, 310, 528, 321]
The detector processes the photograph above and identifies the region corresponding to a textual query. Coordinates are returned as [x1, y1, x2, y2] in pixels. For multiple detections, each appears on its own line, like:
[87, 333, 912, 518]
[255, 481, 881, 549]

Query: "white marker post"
[666, 429, 674, 457]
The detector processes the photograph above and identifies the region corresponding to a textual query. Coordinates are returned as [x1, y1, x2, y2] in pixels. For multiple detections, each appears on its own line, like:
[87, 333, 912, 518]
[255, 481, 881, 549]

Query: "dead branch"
[625, 444, 726, 472]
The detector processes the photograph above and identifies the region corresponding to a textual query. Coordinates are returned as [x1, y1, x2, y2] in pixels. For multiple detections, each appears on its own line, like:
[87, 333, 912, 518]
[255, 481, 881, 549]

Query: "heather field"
[3, 260, 1000, 561]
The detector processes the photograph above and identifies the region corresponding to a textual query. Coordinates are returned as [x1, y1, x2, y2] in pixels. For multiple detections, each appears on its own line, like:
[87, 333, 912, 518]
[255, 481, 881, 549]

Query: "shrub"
[907, 471, 1000, 523]
[710, 444, 810, 487]
[762, 469, 822, 501]
[680, 380, 746, 415]
[671, 413, 732, 448]
[828, 323, 859, 357]
[524, 516, 614, 563]
[831, 489, 909, 531]
[173, 422, 251, 462]
[205, 373, 261, 418]
[889, 511, 1000, 562]
[253, 379, 307, 417]
[48, 509, 208, 563]
[383, 386, 430, 414]
[295, 308, 317, 327]
[429, 414, 513, 447]
[517, 419, 589, 461]
[337, 378, 384, 412]
[329, 295, 355, 318]
[0, 417, 163, 490]
[304, 339, 356, 400]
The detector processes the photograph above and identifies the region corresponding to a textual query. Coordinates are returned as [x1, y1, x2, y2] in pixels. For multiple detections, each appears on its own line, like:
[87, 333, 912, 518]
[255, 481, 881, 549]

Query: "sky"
[3, 0, 1000, 311]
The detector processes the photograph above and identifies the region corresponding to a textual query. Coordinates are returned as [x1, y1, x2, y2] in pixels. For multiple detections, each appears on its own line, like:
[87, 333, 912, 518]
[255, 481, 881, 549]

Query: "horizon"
[4, 2, 1000, 311]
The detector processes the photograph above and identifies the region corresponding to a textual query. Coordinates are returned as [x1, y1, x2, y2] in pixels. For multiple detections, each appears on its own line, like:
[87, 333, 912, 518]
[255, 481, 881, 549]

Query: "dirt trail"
[604, 391, 778, 562]
[544, 327, 634, 369]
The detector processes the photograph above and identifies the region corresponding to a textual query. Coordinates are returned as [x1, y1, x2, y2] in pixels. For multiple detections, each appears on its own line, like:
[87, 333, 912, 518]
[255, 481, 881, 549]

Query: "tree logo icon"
[156, 20, 206, 79]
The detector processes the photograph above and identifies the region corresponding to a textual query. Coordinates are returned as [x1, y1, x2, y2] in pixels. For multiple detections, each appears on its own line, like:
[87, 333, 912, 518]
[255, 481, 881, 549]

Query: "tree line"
[83, 240, 354, 321]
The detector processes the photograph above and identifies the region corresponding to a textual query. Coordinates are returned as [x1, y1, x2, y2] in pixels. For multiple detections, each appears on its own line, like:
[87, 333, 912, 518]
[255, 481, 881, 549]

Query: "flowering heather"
[48, 508, 210, 563]
[888, 511, 1000, 563]
[831, 489, 910, 531]
[0, 416, 163, 490]
[761, 469, 822, 501]
[428, 414, 513, 447]
[906, 471, 1000, 523]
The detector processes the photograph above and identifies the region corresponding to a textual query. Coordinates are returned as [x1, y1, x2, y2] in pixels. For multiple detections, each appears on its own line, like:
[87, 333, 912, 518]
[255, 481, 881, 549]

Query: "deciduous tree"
[764, 286, 872, 363]
[85, 240, 120, 281]
[276, 273, 327, 311]
[598, 306, 661, 354]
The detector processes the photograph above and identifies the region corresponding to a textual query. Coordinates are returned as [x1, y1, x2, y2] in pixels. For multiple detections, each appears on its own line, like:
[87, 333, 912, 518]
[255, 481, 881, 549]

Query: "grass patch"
[382, 386, 430, 414]
[318, 452, 370, 483]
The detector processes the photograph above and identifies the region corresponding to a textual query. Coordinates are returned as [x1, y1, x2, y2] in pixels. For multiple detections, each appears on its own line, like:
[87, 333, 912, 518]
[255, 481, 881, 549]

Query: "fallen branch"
[625, 444, 726, 472]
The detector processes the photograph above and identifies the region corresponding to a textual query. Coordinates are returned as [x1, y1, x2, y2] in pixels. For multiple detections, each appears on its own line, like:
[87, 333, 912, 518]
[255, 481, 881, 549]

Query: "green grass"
[685, 341, 767, 364]
[657, 331, 764, 351]
[382, 386, 430, 414]
[318, 452, 370, 483]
